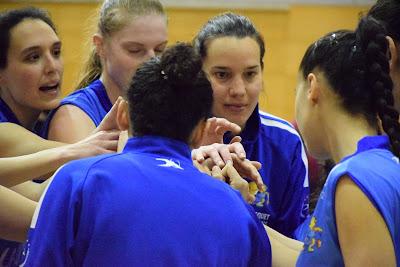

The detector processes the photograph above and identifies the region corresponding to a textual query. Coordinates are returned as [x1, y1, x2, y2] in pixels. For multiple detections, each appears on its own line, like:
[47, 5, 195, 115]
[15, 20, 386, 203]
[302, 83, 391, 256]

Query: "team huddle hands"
[192, 117, 265, 203]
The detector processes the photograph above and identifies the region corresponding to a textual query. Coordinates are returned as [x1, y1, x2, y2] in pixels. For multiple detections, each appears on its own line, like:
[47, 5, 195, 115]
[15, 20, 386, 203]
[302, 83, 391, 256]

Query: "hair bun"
[159, 42, 202, 89]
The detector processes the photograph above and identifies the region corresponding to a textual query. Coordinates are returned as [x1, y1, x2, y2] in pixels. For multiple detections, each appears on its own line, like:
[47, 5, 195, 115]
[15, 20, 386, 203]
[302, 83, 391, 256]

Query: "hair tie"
[161, 70, 168, 80]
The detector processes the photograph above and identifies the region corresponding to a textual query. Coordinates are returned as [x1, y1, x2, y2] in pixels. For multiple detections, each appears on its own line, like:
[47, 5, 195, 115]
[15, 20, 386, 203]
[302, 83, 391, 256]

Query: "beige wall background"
[0, 2, 370, 120]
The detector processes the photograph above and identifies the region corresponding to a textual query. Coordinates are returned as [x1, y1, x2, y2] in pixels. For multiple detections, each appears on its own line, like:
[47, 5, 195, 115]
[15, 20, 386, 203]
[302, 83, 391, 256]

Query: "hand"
[191, 136, 246, 168]
[66, 130, 120, 160]
[230, 153, 264, 191]
[212, 162, 255, 204]
[95, 97, 122, 133]
[197, 117, 241, 147]
[117, 130, 129, 153]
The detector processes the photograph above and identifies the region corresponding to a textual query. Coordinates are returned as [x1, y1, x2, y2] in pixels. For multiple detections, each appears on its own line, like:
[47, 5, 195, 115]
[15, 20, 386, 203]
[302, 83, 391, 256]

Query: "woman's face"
[0, 18, 63, 114]
[295, 73, 328, 160]
[202, 36, 263, 129]
[100, 14, 168, 92]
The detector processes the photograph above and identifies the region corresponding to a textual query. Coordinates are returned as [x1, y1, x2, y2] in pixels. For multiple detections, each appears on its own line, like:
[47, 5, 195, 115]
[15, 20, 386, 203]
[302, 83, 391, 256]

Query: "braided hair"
[299, 16, 400, 157]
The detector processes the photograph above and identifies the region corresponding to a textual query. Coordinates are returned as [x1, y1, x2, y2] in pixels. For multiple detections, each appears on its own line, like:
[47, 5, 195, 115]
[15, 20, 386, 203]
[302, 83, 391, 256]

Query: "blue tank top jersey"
[0, 97, 20, 124]
[42, 79, 112, 138]
[297, 135, 400, 266]
[22, 136, 272, 266]
[224, 107, 309, 238]
[0, 97, 27, 266]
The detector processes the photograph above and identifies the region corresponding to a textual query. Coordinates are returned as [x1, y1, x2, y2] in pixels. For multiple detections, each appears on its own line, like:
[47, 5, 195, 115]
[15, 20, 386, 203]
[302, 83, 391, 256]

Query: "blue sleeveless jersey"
[224, 107, 309, 238]
[42, 79, 112, 138]
[22, 136, 271, 266]
[0, 97, 20, 124]
[297, 135, 400, 266]
[0, 97, 27, 266]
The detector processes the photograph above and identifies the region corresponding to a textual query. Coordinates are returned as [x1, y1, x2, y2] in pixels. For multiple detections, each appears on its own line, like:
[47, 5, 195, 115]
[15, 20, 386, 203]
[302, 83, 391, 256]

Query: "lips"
[224, 104, 247, 112]
[39, 83, 59, 92]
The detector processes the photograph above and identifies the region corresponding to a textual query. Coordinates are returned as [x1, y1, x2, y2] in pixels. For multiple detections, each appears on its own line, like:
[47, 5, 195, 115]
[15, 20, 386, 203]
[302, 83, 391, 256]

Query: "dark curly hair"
[299, 16, 400, 158]
[127, 43, 213, 143]
[0, 7, 57, 69]
[193, 12, 265, 69]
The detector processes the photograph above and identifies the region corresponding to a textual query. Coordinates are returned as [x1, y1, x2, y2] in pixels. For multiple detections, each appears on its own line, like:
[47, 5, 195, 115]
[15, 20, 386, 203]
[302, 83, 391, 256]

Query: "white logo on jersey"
[392, 156, 400, 164]
[156, 158, 183, 170]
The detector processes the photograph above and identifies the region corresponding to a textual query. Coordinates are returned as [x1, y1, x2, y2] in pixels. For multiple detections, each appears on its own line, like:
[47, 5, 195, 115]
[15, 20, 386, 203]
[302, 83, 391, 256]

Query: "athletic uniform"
[22, 136, 272, 266]
[224, 107, 309, 238]
[0, 97, 26, 267]
[297, 135, 400, 266]
[42, 79, 112, 138]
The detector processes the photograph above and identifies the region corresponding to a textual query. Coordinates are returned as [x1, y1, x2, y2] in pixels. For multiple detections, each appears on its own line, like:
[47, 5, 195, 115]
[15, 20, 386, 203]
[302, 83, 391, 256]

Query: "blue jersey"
[224, 107, 309, 238]
[0, 97, 27, 266]
[22, 136, 271, 266]
[42, 79, 112, 138]
[297, 135, 400, 266]
[0, 97, 20, 124]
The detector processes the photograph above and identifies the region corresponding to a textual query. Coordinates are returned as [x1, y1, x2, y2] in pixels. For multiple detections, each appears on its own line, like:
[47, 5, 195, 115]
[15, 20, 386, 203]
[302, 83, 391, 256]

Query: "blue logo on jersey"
[155, 158, 183, 170]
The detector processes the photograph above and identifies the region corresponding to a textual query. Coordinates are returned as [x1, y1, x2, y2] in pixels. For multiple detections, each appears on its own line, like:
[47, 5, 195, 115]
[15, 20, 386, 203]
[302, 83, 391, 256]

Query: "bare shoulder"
[48, 104, 96, 143]
[335, 175, 395, 266]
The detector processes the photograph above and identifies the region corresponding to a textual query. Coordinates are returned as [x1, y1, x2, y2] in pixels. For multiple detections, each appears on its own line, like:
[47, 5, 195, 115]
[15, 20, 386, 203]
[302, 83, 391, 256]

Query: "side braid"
[357, 16, 400, 157]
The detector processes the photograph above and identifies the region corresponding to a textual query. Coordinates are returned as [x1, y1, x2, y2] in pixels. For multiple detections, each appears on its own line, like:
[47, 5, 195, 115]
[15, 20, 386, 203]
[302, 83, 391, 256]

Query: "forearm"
[0, 185, 37, 242]
[0, 146, 73, 187]
[10, 181, 50, 202]
[0, 123, 62, 157]
[264, 225, 302, 267]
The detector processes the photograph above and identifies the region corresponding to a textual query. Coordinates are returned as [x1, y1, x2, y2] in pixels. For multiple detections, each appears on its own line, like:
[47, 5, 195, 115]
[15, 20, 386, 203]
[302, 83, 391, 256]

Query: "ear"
[116, 99, 130, 132]
[386, 36, 398, 72]
[307, 73, 320, 105]
[93, 33, 105, 59]
[189, 119, 207, 149]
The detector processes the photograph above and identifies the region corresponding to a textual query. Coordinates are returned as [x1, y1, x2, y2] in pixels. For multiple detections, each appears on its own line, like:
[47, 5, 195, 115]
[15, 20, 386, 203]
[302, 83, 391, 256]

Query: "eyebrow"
[123, 40, 168, 47]
[211, 65, 260, 70]
[21, 41, 62, 55]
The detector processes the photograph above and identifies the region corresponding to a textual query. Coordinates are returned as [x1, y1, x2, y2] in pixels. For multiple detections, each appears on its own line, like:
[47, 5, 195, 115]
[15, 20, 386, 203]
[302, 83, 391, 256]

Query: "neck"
[324, 111, 377, 163]
[100, 73, 122, 105]
[0, 91, 40, 130]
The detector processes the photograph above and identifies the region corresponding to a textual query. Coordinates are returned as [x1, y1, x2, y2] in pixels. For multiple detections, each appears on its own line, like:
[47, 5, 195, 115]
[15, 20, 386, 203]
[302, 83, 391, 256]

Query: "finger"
[191, 149, 205, 162]
[217, 145, 233, 165]
[214, 118, 241, 135]
[230, 136, 242, 144]
[250, 161, 262, 170]
[211, 165, 225, 182]
[231, 155, 264, 191]
[225, 164, 253, 203]
[208, 149, 225, 168]
[193, 160, 211, 175]
[100, 140, 119, 151]
[229, 142, 246, 159]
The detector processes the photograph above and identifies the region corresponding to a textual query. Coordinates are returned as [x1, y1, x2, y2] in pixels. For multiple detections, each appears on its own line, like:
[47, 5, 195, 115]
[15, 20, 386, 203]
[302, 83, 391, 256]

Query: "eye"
[244, 70, 258, 80]
[155, 48, 165, 56]
[214, 71, 230, 80]
[25, 53, 40, 63]
[128, 49, 142, 54]
[52, 47, 61, 58]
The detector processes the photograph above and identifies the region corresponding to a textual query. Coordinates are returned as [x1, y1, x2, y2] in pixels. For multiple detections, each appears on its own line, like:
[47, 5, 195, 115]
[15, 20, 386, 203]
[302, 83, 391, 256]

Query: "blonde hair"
[76, 0, 165, 90]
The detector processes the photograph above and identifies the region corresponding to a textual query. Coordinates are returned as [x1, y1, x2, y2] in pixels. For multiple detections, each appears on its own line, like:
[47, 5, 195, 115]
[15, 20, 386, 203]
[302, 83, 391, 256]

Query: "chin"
[41, 99, 61, 111]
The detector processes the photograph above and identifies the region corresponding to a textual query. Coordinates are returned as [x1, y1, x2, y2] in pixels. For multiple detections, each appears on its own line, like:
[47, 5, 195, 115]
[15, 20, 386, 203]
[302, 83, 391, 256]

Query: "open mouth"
[39, 83, 59, 92]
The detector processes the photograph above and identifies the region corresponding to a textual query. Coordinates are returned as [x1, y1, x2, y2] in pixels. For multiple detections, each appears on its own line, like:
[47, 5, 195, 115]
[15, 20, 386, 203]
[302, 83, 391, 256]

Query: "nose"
[229, 75, 246, 97]
[44, 54, 59, 75]
[146, 49, 156, 59]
